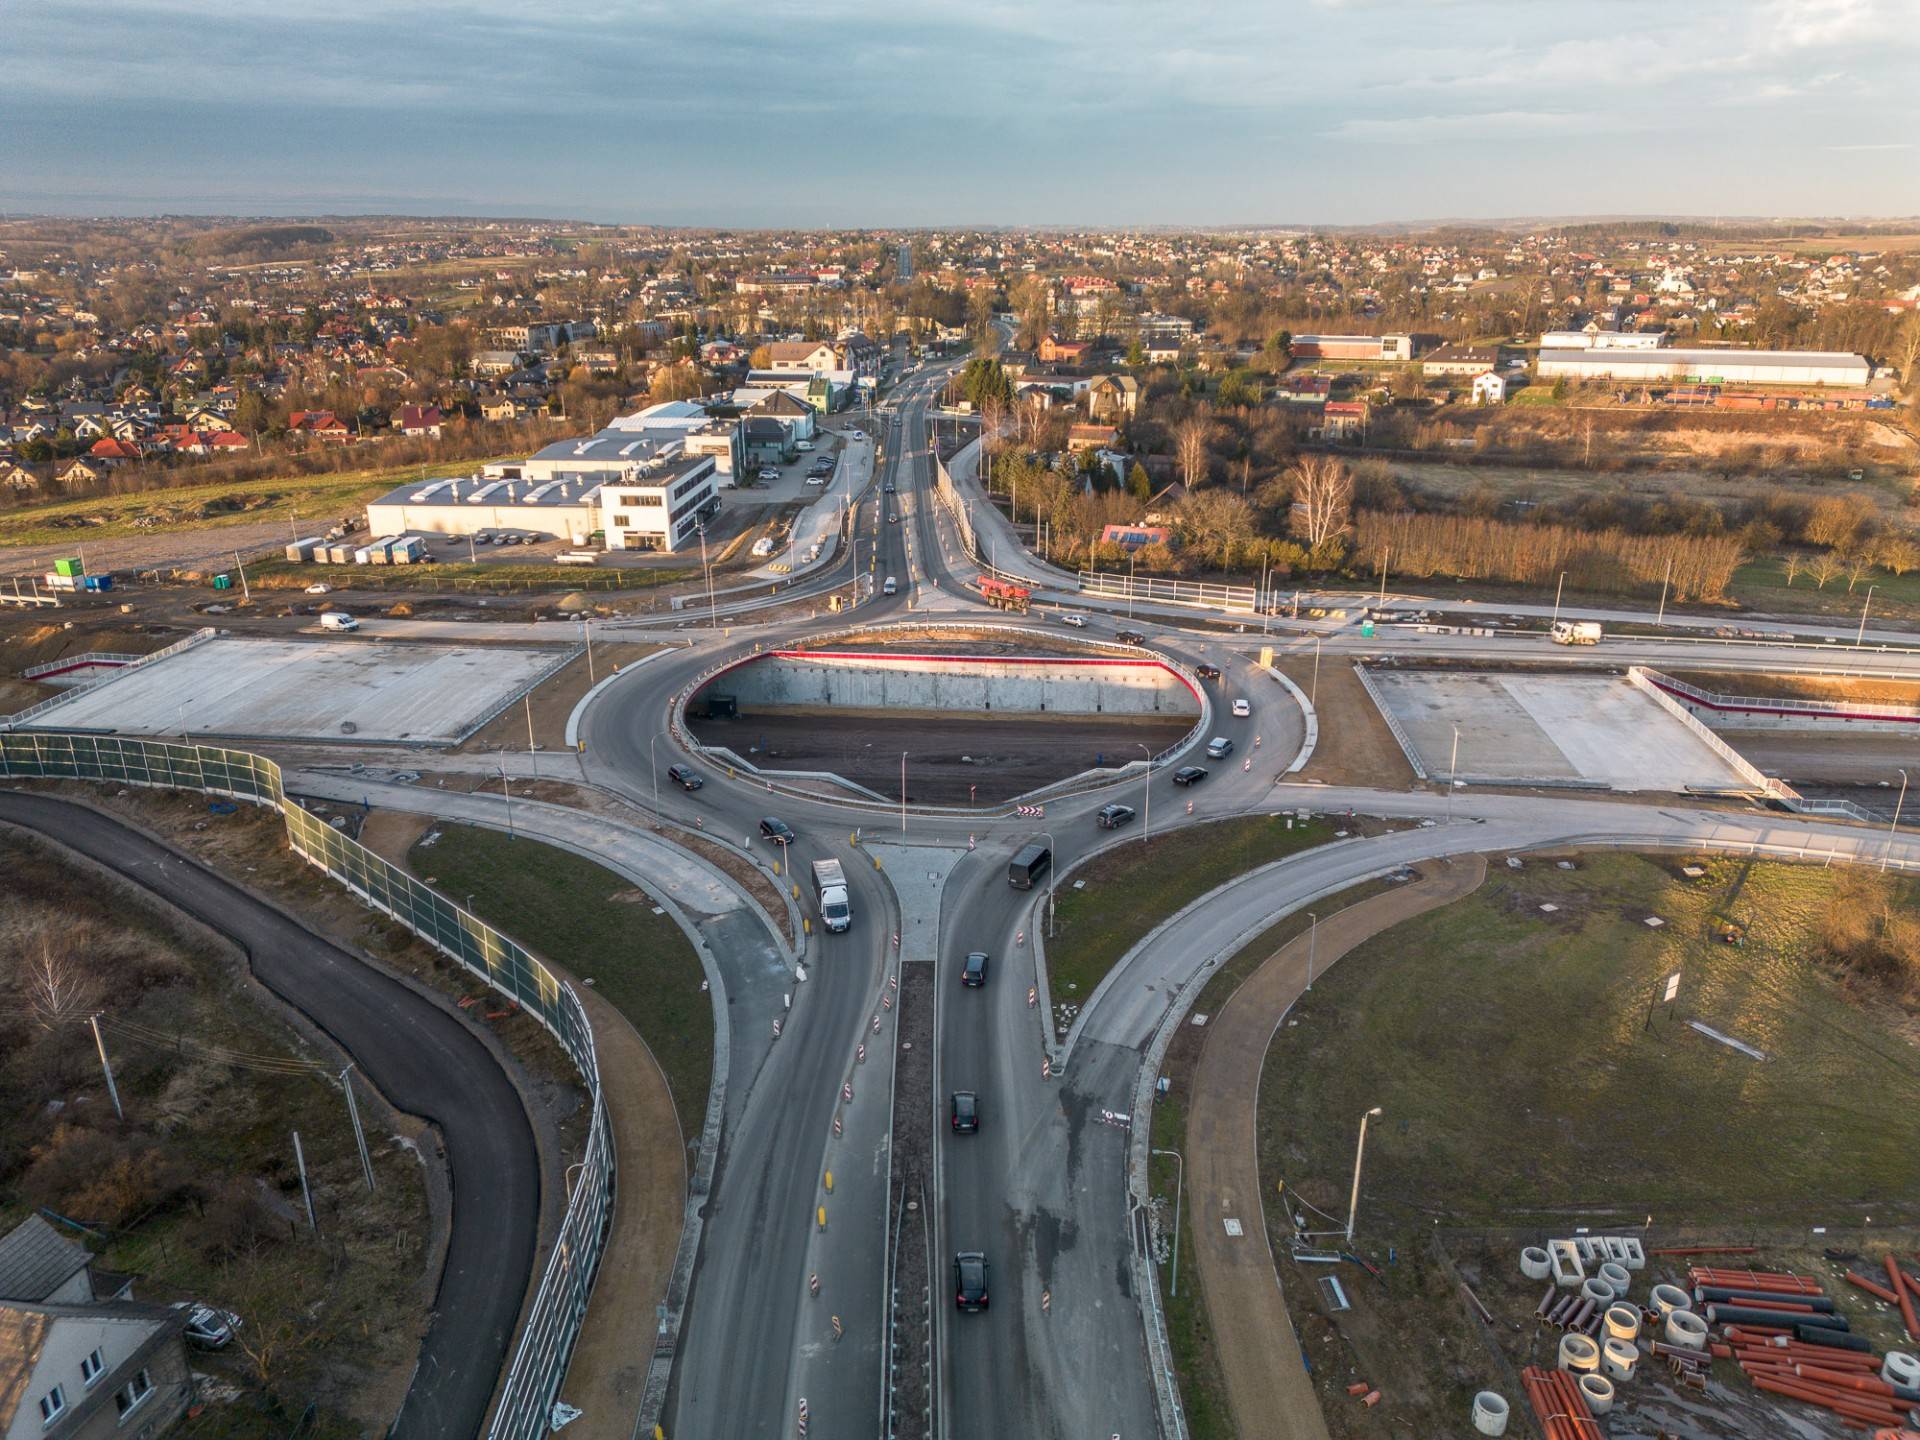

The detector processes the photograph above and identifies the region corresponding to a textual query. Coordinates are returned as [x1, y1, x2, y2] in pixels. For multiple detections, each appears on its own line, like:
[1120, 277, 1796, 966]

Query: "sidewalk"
[1184, 854, 1486, 1440]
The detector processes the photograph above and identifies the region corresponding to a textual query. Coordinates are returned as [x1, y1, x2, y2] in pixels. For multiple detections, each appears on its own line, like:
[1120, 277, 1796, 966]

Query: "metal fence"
[0, 730, 612, 1440]
[1076, 570, 1258, 614]
[2, 627, 222, 732]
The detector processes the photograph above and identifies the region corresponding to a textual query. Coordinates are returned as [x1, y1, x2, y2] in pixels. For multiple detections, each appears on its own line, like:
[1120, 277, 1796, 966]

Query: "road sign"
[1663, 971, 1681, 1003]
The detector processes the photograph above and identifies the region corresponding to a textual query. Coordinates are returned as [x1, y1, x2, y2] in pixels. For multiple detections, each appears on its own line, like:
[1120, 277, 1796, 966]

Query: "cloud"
[1322, 110, 1587, 143]
[1825, 141, 1913, 150]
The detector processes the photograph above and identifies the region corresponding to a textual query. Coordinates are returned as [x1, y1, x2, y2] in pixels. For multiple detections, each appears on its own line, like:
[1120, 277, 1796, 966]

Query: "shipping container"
[81, 575, 114, 592]
[53, 557, 85, 578]
[286, 536, 325, 562]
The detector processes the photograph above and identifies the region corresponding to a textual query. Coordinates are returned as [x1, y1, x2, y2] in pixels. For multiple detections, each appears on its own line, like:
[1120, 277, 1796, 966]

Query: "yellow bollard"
[804, 917, 811, 935]
[824, 1170, 834, 1194]
[817, 1206, 827, 1231]
[772, 859, 781, 876]
[873, 856, 883, 870]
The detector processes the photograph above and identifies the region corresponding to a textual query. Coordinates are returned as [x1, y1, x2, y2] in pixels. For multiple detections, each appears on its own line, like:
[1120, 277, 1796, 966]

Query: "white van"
[319, 611, 359, 632]
[882, 576, 898, 596]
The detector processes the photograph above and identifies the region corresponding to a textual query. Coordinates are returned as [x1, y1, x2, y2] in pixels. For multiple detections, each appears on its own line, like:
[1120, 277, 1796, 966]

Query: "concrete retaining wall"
[1647, 670, 1920, 735]
[704, 650, 1198, 717]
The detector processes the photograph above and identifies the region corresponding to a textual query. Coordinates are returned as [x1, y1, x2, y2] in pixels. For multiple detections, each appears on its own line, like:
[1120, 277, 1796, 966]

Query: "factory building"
[1539, 329, 1669, 351]
[1290, 333, 1440, 362]
[1535, 346, 1871, 387]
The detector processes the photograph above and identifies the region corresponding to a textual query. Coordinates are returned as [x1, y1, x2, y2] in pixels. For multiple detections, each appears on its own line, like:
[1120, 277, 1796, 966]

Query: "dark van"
[1007, 842, 1052, 890]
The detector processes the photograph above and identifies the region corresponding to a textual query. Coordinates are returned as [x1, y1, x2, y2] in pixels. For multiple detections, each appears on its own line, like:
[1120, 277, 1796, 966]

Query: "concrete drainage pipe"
[1578, 1373, 1616, 1415]
[1667, 1309, 1709, 1350]
[1650, 1283, 1691, 1317]
[1558, 1333, 1601, 1373]
[1883, 1351, 1920, 1388]
[1604, 1304, 1641, 1342]
[1601, 1337, 1639, 1381]
[1520, 1247, 1552, 1281]
[1597, 1261, 1632, 1297]
[1581, 1277, 1615, 1306]
[1471, 1391, 1510, 1436]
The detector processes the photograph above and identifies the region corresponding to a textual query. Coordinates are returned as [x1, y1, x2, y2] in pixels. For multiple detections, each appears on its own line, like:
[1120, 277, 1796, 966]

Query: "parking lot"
[19, 635, 571, 746]
[1364, 668, 1747, 792]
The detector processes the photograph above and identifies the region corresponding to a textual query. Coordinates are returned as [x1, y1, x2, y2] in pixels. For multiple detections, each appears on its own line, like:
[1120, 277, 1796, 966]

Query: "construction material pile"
[1522, 1365, 1605, 1440]
[1700, 1260, 1920, 1432]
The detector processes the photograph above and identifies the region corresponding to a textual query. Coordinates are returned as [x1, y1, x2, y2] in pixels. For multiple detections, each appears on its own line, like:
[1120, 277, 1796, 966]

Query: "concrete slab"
[23, 636, 568, 746]
[1365, 670, 1743, 793]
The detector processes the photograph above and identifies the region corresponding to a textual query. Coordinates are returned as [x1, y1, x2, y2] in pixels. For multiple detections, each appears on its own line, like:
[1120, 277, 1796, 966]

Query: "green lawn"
[1732, 552, 1920, 622]
[0, 456, 511, 548]
[1044, 813, 1340, 1029]
[408, 824, 711, 1142]
[1259, 851, 1920, 1229]
[253, 557, 695, 593]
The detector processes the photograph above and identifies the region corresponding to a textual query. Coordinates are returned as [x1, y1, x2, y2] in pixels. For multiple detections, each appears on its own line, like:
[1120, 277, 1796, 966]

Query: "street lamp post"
[1137, 742, 1151, 844]
[650, 734, 660, 815]
[1856, 585, 1877, 648]
[1306, 911, 1317, 990]
[1447, 724, 1460, 823]
[1345, 1106, 1384, 1246]
[1311, 636, 1323, 709]
[1129, 551, 1137, 620]
[1038, 830, 1057, 938]
[1151, 1147, 1186, 1297]
[582, 616, 595, 685]
[498, 749, 514, 840]
[1656, 556, 1673, 628]
[1552, 571, 1566, 628]
[900, 751, 908, 833]
[698, 523, 717, 630]
[1884, 767, 1909, 873]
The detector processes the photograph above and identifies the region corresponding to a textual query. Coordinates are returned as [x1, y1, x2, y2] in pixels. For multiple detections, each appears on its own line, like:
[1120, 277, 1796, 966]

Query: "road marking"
[1223, 1218, 1244, 1237]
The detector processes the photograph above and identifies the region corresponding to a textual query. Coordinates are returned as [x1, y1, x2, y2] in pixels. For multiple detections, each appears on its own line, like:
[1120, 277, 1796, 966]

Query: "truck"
[811, 859, 852, 933]
[1551, 620, 1602, 646]
[978, 575, 1031, 613]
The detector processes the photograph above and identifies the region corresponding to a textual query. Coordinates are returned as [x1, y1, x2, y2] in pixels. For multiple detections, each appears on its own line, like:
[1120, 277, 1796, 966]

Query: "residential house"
[1321, 400, 1369, 439]
[0, 1302, 192, 1439]
[86, 438, 141, 466]
[1099, 523, 1175, 552]
[1143, 337, 1185, 365]
[1038, 336, 1091, 365]
[286, 410, 353, 442]
[1471, 371, 1510, 405]
[56, 459, 109, 488]
[1421, 343, 1506, 378]
[0, 459, 39, 492]
[743, 417, 793, 468]
[473, 350, 523, 377]
[481, 396, 534, 423]
[1086, 374, 1139, 421]
[766, 341, 839, 375]
[1066, 423, 1117, 452]
[393, 405, 445, 438]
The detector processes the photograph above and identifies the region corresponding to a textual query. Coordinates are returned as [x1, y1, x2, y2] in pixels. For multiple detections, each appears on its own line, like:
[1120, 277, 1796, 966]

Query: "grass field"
[1042, 812, 1348, 1030]
[407, 824, 711, 1141]
[252, 557, 696, 593]
[1261, 851, 1920, 1230]
[0, 456, 514, 548]
[1732, 552, 1920, 621]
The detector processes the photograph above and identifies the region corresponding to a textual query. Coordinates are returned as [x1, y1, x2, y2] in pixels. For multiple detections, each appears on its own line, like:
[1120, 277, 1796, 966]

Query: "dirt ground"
[686, 708, 1192, 804]
[1671, 669, 1920, 707]
[1270, 653, 1416, 790]
[458, 643, 661, 754]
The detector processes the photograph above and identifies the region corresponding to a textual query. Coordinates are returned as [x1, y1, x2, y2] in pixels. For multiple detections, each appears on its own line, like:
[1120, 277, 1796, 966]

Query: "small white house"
[1471, 371, 1509, 406]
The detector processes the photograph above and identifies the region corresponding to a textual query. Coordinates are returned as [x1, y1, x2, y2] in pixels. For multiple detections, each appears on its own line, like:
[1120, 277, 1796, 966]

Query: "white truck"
[811, 859, 852, 933]
[1551, 620, 1602, 645]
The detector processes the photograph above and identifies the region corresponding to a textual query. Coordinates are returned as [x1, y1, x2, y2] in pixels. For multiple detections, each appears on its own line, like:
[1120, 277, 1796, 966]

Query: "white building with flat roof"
[1536, 346, 1870, 387]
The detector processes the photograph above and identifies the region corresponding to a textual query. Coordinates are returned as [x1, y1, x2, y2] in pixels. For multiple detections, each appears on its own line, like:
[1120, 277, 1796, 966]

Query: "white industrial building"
[1535, 346, 1871, 387]
[365, 450, 719, 552]
[1539, 329, 1669, 351]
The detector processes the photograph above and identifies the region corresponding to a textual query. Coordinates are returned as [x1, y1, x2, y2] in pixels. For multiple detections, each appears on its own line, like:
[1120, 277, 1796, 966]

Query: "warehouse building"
[1290, 333, 1439, 362]
[1539, 329, 1669, 351]
[365, 450, 719, 552]
[1535, 346, 1871, 387]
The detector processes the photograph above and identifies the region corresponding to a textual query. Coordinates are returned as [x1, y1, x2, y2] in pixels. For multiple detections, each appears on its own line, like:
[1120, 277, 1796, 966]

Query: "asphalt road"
[0, 790, 540, 1440]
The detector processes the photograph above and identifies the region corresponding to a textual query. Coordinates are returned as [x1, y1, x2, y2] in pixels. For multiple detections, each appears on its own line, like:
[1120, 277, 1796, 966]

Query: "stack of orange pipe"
[1726, 1326, 1916, 1430]
[1889, 1256, 1920, 1343]
[1521, 1365, 1604, 1440]
[1689, 1265, 1824, 1297]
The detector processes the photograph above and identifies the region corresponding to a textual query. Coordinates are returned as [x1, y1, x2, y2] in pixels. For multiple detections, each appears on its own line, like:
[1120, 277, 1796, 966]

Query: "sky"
[3, 0, 1919, 227]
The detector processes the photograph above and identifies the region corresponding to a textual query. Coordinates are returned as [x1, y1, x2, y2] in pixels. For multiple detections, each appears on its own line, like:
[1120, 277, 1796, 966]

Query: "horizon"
[5, 0, 1918, 225]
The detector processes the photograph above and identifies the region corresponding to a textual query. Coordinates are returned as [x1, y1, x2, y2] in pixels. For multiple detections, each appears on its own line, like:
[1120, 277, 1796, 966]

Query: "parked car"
[961, 951, 990, 987]
[950, 1091, 979, 1133]
[171, 1302, 241, 1350]
[1195, 663, 1221, 681]
[796, 440, 815, 451]
[1172, 766, 1208, 786]
[756, 467, 779, 482]
[1206, 736, 1234, 759]
[805, 476, 827, 487]
[305, 582, 332, 595]
[1096, 803, 1136, 830]
[759, 816, 796, 846]
[1232, 698, 1252, 718]
[954, 1251, 989, 1311]
[667, 764, 703, 791]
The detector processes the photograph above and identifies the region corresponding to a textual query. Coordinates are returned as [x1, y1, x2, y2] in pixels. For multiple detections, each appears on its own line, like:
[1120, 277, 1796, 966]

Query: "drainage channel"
[884, 962, 935, 1439]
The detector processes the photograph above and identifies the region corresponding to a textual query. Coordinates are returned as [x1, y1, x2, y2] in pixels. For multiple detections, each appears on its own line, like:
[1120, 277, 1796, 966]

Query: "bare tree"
[1173, 411, 1216, 489]
[1808, 549, 1845, 590]
[23, 937, 97, 1031]
[1781, 550, 1803, 587]
[1288, 455, 1354, 550]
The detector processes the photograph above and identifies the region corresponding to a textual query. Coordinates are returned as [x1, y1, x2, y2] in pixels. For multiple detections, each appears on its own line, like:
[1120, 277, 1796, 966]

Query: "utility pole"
[90, 1016, 123, 1121]
[341, 1067, 375, 1193]
[1345, 1107, 1383, 1245]
[292, 1130, 317, 1231]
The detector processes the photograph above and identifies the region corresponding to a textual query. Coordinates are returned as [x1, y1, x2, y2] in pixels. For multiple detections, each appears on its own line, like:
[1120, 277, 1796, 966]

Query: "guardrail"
[1351, 665, 1429, 780]
[1077, 569, 1259, 615]
[1642, 668, 1920, 724]
[21, 651, 145, 678]
[3, 627, 222, 732]
[0, 731, 612, 1440]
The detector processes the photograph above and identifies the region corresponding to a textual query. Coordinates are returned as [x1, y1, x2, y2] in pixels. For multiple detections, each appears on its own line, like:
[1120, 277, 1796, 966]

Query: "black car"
[884, 481, 896, 494]
[961, 951, 989, 987]
[1172, 765, 1208, 786]
[1096, 803, 1136, 829]
[950, 1091, 979, 1133]
[759, 816, 796, 846]
[888, 512, 899, 523]
[1195, 663, 1221, 681]
[1116, 629, 1147, 646]
[666, 764, 703, 791]
[954, 1251, 989, 1311]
